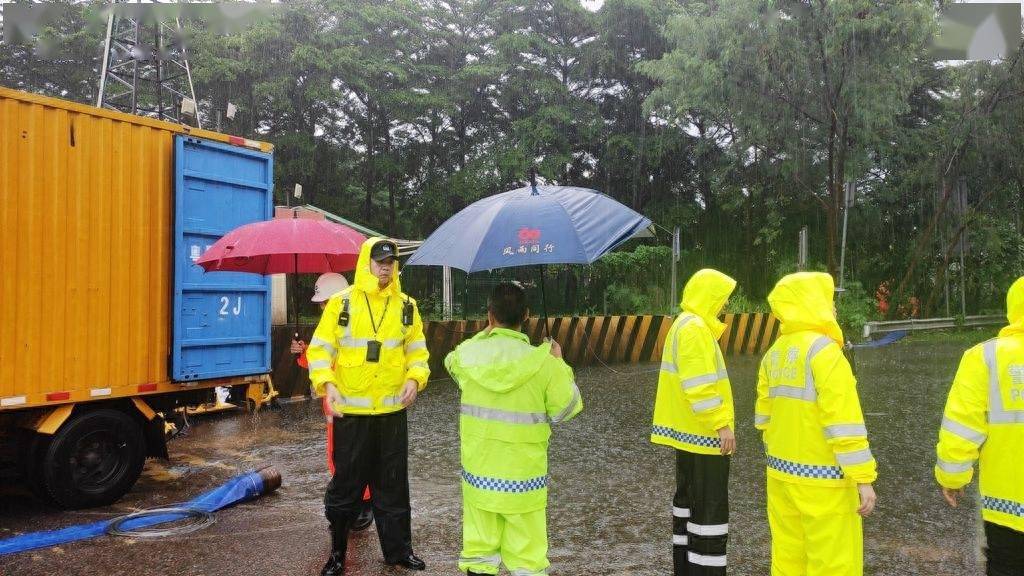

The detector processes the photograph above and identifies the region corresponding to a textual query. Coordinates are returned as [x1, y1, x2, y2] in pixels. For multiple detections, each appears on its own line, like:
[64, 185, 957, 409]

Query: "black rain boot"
[321, 519, 350, 576]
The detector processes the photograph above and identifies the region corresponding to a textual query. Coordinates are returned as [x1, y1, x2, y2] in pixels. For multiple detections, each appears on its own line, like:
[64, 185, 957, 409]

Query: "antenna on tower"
[96, 6, 201, 128]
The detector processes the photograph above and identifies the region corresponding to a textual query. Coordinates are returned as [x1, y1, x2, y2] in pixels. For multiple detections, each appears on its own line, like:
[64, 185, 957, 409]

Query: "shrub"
[835, 281, 875, 338]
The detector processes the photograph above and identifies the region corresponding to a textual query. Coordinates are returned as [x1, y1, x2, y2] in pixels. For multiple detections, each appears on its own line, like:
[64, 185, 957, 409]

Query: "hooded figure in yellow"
[652, 268, 737, 575]
[307, 238, 430, 576]
[756, 272, 877, 576]
[445, 282, 582, 576]
[936, 276, 1024, 575]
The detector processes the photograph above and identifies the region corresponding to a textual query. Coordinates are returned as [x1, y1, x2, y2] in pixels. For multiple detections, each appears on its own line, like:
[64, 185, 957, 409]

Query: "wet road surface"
[0, 341, 985, 575]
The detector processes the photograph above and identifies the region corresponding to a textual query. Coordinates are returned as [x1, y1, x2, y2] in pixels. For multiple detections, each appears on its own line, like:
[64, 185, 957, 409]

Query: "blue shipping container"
[172, 136, 273, 381]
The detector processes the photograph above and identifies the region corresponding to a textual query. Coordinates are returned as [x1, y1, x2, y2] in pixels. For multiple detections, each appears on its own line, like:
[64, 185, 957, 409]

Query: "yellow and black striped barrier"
[423, 312, 779, 372]
[268, 313, 779, 396]
[718, 312, 780, 356]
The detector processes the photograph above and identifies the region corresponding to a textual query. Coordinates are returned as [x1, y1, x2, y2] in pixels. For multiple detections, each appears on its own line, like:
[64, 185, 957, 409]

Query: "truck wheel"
[18, 430, 51, 503]
[40, 409, 146, 509]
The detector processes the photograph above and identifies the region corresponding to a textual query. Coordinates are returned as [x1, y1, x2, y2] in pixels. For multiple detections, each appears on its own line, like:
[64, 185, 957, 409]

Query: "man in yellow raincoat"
[755, 272, 877, 576]
[936, 276, 1024, 576]
[651, 268, 737, 575]
[307, 238, 430, 576]
[445, 281, 583, 576]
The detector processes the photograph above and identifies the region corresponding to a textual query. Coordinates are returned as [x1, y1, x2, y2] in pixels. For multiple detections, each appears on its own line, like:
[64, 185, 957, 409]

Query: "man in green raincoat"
[445, 281, 583, 576]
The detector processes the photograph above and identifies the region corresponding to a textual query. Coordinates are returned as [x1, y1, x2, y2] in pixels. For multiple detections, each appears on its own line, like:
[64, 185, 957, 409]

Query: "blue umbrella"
[406, 184, 653, 272]
[406, 181, 653, 329]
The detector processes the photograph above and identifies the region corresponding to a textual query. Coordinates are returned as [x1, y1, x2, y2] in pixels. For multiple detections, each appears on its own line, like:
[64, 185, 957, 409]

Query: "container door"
[172, 136, 272, 381]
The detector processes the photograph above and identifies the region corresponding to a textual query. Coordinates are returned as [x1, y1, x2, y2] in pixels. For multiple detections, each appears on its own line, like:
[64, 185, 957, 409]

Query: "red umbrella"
[196, 218, 367, 274]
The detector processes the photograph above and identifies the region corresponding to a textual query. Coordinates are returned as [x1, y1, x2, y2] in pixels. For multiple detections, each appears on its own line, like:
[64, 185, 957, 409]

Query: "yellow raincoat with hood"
[307, 238, 430, 415]
[651, 268, 737, 455]
[936, 276, 1024, 533]
[756, 272, 876, 576]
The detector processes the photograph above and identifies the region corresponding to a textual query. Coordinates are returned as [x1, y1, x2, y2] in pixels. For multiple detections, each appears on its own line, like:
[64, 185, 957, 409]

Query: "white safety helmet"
[312, 273, 349, 302]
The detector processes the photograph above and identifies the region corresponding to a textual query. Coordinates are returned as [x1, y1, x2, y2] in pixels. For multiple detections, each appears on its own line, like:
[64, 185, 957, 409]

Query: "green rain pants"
[459, 502, 549, 576]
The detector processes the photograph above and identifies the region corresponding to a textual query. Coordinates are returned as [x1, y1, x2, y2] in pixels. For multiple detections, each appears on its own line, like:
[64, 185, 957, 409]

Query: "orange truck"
[0, 87, 276, 508]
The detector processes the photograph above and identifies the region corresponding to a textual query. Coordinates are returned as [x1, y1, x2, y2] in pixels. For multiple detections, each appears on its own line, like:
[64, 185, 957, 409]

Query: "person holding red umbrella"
[293, 272, 374, 532]
[194, 216, 378, 543]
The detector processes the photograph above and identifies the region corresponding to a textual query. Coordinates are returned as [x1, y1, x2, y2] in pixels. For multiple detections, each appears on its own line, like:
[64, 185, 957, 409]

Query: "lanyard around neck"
[364, 293, 391, 336]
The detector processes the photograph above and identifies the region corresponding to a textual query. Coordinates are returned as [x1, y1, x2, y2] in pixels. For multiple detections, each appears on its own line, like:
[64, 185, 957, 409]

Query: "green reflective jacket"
[445, 327, 583, 514]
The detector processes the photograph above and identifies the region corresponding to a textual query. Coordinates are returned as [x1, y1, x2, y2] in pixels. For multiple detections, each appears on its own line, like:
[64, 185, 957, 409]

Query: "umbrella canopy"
[405, 185, 653, 272]
[196, 218, 367, 275]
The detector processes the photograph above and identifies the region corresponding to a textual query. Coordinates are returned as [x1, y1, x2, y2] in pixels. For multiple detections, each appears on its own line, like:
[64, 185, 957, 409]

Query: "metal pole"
[289, 208, 299, 328]
[97, 12, 115, 107]
[177, 18, 202, 129]
[838, 182, 854, 291]
[671, 226, 680, 312]
[154, 25, 164, 121]
[941, 181, 950, 317]
[798, 226, 808, 271]
[442, 266, 453, 321]
[129, 19, 139, 115]
[959, 179, 967, 318]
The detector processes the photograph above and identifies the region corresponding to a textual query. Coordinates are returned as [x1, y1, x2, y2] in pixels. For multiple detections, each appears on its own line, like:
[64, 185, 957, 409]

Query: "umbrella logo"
[518, 227, 542, 245]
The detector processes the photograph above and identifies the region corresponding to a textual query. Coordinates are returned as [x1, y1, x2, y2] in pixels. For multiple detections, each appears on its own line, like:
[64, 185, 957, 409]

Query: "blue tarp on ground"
[852, 330, 908, 349]
[0, 470, 266, 556]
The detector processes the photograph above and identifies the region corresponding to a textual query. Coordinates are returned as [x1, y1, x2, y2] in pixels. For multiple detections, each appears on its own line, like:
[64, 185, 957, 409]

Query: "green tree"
[646, 0, 934, 276]
[0, 3, 105, 102]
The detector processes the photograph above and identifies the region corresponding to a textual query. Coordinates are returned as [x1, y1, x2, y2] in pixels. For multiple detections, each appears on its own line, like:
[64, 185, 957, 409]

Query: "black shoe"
[323, 516, 349, 576]
[351, 506, 374, 532]
[467, 572, 491, 576]
[320, 552, 345, 576]
[387, 554, 426, 571]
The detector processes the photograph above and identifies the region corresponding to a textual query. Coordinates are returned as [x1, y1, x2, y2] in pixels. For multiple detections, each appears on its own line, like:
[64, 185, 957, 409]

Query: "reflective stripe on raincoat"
[307, 238, 430, 415]
[446, 327, 582, 514]
[651, 268, 737, 456]
[936, 276, 1024, 532]
[757, 272, 877, 487]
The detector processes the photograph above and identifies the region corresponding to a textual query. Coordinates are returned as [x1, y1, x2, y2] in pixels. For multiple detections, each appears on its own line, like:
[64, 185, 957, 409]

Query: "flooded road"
[0, 341, 986, 575]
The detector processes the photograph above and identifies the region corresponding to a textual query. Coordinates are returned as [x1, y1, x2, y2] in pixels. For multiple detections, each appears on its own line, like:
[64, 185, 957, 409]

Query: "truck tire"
[18, 430, 52, 503]
[39, 409, 146, 509]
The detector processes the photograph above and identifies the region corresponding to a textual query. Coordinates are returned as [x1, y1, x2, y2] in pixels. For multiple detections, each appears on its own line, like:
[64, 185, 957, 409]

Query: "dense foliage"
[4, 0, 1023, 321]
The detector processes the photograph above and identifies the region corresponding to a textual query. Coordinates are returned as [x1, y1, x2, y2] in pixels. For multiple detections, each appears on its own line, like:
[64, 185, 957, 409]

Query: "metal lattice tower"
[96, 12, 201, 128]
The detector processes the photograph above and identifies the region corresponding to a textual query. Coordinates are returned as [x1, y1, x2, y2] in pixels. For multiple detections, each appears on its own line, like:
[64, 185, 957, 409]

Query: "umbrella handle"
[537, 265, 549, 339]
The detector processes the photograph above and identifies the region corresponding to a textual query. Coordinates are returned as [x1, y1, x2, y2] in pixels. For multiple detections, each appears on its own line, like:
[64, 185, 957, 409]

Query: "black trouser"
[985, 521, 1024, 576]
[673, 450, 730, 576]
[325, 410, 412, 563]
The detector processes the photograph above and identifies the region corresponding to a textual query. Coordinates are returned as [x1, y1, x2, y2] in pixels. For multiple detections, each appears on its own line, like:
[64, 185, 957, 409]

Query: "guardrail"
[862, 315, 1004, 338]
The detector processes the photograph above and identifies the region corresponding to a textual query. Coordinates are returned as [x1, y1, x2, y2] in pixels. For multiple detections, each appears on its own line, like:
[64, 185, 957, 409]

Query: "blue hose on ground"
[852, 330, 908, 349]
[0, 466, 281, 556]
